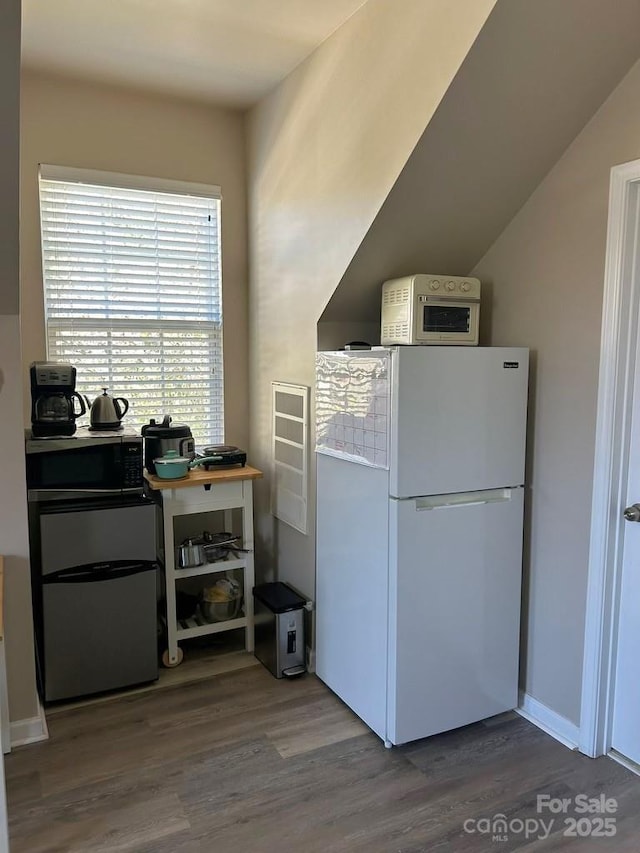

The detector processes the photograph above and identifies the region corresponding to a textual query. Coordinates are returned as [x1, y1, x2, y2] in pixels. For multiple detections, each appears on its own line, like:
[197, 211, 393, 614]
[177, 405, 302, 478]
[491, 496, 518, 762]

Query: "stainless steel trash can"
[253, 582, 306, 678]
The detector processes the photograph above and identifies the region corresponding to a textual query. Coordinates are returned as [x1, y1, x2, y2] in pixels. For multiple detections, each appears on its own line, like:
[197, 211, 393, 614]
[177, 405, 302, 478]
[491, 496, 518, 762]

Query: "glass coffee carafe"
[35, 393, 76, 422]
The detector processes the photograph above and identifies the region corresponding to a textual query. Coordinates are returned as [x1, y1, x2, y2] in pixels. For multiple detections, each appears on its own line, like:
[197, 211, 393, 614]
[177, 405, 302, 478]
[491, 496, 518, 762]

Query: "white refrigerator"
[315, 346, 529, 747]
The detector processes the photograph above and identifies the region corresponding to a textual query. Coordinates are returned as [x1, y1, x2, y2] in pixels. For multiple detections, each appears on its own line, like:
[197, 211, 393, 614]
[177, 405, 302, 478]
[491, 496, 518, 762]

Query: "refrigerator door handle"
[414, 488, 514, 511]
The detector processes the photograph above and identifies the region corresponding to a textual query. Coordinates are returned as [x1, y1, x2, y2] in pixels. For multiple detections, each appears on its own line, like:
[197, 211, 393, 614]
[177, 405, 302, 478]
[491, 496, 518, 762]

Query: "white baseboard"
[609, 749, 640, 777]
[517, 691, 580, 751]
[10, 701, 48, 749]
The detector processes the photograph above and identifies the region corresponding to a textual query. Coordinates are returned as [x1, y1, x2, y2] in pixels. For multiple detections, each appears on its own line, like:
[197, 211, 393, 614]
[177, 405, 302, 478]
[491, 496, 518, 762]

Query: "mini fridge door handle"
[43, 560, 157, 584]
[414, 488, 515, 511]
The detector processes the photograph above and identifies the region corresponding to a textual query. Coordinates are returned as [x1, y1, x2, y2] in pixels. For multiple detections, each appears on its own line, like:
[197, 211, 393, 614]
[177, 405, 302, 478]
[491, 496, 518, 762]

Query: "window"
[38, 165, 223, 445]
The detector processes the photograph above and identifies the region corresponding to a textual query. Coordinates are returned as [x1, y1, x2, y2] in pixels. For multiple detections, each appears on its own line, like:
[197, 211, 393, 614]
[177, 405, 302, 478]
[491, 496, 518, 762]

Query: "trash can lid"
[253, 581, 306, 613]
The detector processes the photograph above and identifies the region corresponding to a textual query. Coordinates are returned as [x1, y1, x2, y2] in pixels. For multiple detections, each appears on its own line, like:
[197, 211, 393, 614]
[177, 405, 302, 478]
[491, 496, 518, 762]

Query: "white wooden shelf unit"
[145, 467, 262, 667]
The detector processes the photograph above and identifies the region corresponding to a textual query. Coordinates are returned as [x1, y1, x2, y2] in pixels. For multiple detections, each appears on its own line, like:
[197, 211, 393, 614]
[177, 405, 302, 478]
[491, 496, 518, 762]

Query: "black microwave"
[26, 429, 144, 502]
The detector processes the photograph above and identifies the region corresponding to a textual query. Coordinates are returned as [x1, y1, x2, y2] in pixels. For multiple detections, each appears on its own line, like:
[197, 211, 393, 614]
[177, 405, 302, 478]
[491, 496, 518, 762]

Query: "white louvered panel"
[39, 168, 223, 445]
[271, 382, 309, 535]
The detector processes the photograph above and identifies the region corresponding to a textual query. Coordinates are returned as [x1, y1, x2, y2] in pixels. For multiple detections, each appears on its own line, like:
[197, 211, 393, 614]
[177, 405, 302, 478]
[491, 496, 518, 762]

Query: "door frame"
[580, 158, 640, 757]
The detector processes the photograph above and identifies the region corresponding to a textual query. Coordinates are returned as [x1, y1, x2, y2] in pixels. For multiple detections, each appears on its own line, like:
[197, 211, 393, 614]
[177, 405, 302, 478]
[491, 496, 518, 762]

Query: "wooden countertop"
[144, 464, 263, 491]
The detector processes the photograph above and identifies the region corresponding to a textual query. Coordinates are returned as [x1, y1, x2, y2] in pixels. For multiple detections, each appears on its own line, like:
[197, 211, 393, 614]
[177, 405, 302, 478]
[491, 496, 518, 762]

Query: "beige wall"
[0, 1, 20, 316]
[473, 56, 640, 725]
[1, 0, 40, 725]
[0, 318, 39, 725]
[247, 0, 496, 598]
[322, 0, 640, 327]
[21, 72, 249, 448]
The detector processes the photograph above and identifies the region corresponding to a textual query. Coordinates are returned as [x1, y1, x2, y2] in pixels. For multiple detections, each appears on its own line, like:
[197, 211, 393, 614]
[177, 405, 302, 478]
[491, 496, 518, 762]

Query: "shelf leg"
[163, 494, 181, 666]
[243, 481, 255, 653]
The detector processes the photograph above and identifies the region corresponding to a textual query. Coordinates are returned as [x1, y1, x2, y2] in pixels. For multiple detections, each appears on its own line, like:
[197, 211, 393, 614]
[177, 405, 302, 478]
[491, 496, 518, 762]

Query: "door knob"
[624, 503, 640, 522]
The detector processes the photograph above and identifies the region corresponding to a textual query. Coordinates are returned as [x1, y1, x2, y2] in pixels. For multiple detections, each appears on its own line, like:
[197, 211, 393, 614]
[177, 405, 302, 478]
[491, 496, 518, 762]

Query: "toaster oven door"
[423, 302, 471, 334]
[417, 299, 479, 344]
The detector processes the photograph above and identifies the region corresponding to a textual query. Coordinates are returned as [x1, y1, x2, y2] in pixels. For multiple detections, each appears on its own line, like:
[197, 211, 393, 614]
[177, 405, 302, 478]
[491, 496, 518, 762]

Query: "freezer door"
[387, 487, 523, 745]
[39, 503, 156, 576]
[390, 347, 528, 497]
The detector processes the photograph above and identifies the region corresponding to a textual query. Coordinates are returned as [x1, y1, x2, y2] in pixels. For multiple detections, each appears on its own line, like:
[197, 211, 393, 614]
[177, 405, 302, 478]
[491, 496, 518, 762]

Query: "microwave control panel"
[122, 441, 144, 488]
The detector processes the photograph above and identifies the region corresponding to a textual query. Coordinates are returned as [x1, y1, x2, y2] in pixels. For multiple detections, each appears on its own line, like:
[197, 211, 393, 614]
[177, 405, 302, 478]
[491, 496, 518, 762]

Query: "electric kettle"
[85, 387, 129, 431]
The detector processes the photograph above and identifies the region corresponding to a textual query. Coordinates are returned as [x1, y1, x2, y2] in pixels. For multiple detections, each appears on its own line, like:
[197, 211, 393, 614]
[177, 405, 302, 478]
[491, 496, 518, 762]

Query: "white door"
[389, 347, 529, 499]
[387, 486, 524, 745]
[611, 322, 640, 765]
[582, 162, 640, 761]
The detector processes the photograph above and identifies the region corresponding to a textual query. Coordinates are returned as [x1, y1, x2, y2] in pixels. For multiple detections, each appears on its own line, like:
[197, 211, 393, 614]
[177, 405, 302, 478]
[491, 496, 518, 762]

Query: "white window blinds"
[38, 167, 223, 445]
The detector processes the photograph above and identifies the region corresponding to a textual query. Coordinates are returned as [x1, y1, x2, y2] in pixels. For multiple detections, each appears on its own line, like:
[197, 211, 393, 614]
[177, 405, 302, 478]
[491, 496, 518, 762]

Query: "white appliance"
[315, 346, 528, 746]
[381, 274, 481, 346]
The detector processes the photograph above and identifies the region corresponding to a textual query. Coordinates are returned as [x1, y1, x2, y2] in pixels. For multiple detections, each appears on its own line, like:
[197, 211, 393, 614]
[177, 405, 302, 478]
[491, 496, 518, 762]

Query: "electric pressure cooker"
[141, 415, 195, 474]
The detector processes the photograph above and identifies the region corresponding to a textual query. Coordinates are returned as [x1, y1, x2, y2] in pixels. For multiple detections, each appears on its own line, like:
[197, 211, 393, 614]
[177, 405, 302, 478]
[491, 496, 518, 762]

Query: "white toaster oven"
[381, 274, 481, 346]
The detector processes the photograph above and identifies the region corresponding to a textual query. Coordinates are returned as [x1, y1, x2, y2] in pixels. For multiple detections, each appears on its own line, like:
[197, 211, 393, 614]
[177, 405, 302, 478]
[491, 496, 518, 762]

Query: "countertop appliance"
[315, 346, 528, 746]
[30, 361, 87, 437]
[380, 274, 481, 346]
[85, 387, 129, 431]
[141, 416, 195, 474]
[25, 426, 144, 502]
[197, 445, 247, 469]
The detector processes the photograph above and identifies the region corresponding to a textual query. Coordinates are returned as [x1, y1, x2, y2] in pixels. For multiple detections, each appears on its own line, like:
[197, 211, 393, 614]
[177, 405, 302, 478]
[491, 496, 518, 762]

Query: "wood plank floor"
[5, 664, 639, 852]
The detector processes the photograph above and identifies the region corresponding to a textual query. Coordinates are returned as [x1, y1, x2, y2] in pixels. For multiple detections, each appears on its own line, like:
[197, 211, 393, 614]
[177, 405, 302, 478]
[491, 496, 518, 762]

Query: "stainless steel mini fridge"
[253, 582, 306, 678]
[37, 500, 159, 702]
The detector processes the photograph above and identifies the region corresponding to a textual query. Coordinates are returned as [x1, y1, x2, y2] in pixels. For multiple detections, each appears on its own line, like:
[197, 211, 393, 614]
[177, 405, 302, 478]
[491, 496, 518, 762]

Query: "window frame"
[38, 164, 224, 445]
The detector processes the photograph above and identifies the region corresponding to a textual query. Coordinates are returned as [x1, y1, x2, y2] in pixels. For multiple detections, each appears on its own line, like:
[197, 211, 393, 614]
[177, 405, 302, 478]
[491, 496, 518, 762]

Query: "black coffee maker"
[30, 362, 87, 437]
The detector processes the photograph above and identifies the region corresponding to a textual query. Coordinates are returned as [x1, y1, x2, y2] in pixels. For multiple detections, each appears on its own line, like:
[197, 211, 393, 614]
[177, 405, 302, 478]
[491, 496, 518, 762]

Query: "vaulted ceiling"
[321, 0, 640, 324]
[21, 0, 368, 107]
